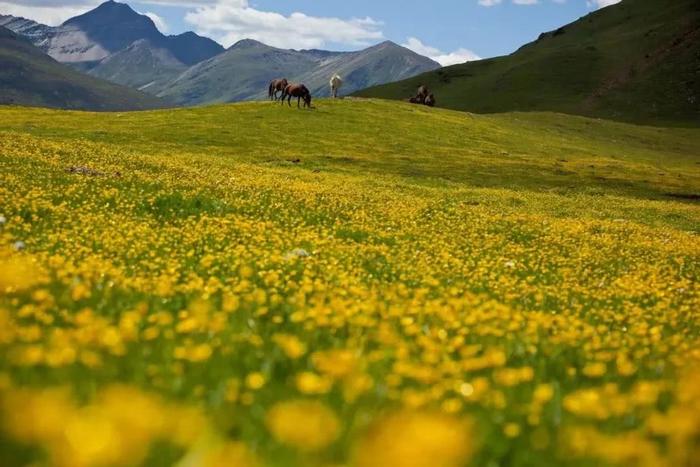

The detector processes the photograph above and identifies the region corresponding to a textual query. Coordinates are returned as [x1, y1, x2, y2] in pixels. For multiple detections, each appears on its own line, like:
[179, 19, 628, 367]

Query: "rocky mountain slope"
[1, 1, 222, 71]
[157, 40, 440, 106]
[1, 0, 439, 107]
[88, 39, 187, 92]
[0, 26, 162, 111]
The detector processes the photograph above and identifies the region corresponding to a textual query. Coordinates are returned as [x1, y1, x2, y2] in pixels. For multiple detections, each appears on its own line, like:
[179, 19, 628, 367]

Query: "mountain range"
[157, 39, 440, 106]
[1, 1, 440, 106]
[0, 1, 222, 69]
[0, 25, 161, 111]
[357, 0, 699, 124]
[2, 0, 693, 124]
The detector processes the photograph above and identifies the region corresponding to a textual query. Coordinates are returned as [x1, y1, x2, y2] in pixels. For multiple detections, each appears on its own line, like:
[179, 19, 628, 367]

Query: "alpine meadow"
[0, 1, 699, 467]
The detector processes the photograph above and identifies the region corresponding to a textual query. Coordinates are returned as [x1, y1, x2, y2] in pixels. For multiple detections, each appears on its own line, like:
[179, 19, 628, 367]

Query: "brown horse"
[415, 85, 430, 104]
[268, 78, 288, 101]
[407, 86, 436, 107]
[281, 83, 312, 108]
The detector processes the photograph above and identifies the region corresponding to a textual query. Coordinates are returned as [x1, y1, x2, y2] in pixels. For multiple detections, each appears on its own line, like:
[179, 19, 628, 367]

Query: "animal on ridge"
[281, 83, 312, 108]
[268, 78, 289, 101]
[330, 75, 343, 98]
[415, 85, 430, 104]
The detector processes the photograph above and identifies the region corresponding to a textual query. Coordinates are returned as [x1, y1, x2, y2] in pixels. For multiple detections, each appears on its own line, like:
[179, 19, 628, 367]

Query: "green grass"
[0, 99, 698, 466]
[2, 99, 698, 202]
[357, 0, 700, 126]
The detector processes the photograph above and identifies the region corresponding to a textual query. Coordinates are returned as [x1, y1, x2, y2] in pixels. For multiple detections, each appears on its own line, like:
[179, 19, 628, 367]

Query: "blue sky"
[0, 0, 621, 65]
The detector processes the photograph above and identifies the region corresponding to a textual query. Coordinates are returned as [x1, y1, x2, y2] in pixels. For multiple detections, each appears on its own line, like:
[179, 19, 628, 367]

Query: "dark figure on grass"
[415, 85, 430, 104]
[268, 78, 289, 101]
[281, 83, 312, 108]
[408, 85, 435, 107]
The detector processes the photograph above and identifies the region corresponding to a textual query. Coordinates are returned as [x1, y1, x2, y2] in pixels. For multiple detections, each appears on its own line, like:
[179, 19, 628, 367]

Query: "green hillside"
[2, 99, 698, 199]
[0, 26, 162, 111]
[357, 0, 700, 125]
[0, 100, 699, 466]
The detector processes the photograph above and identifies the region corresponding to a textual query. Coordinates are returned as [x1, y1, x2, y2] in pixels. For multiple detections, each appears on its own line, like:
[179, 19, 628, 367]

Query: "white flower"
[285, 248, 311, 260]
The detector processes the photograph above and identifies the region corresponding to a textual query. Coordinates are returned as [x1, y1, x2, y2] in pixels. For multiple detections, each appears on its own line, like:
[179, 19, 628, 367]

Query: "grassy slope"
[0, 27, 163, 111]
[0, 101, 699, 466]
[357, 0, 700, 125]
[2, 99, 698, 203]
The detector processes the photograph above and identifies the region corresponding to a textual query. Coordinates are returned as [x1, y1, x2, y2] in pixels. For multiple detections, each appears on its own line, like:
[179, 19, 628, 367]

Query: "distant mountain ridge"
[0, 25, 162, 111]
[357, 0, 699, 125]
[156, 39, 322, 105]
[0, 15, 52, 44]
[299, 40, 440, 96]
[89, 39, 187, 92]
[157, 39, 441, 106]
[1, 0, 440, 108]
[0, 1, 223, 68]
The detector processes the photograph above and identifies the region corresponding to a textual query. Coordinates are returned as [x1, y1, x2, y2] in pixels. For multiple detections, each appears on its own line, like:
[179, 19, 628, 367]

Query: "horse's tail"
[268, 82, 274, 99]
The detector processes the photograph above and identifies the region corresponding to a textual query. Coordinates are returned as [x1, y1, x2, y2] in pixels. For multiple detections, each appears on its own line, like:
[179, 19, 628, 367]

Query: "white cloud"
[142, 11, 168, 32]
[478, 0, 502, 6]
[0, 1, 99, 25]
[587, 0, 622, 8]
[1, 0, 385, 51]
[402, 37, 480, 67]
[513, 0, 538, 4]
[183, 0, 383, 49]
[140, 0, 219, 5]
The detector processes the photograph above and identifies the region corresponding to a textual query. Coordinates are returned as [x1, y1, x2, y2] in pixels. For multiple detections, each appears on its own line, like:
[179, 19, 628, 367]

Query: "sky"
[0, 0, 622, 65]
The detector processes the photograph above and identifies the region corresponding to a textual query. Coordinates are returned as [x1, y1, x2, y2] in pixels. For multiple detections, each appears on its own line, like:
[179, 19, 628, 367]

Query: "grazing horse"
[330, 74, 343, 98]
[281, 83, 312, 108]
[424, 93, 436, 107]
[268, 78, 288, 101]
[415, 85, 430, 104]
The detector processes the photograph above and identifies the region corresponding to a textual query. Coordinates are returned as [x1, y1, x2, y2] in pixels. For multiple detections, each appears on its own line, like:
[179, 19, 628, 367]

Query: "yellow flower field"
[0, 100, 699, 466]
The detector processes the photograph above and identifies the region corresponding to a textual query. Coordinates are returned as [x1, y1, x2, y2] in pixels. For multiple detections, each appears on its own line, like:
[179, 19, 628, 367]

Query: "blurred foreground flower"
[0, 385, 211, 467]
[265, 400, 340, 451]
[355, 410, 473, 467]
[0, 254, 44, 294]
